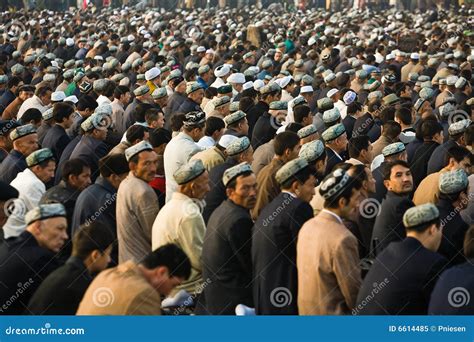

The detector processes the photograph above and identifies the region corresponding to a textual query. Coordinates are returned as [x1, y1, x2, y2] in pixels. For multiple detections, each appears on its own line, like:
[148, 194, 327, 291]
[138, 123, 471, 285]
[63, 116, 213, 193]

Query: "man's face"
[288, 143, 301, 160]
[153, 267, 184, 297]
[63, 112, 75, 129]
[70, 166, 92, 191]
[241, 146, 254, 164]
[19, 90, 34, 101]
[228, 174, 257, 209]
[16, 133, 39, 156]
[385, 164, 413, 194]
[33, 160, 56, 183]
[189, 171, 210, 200]
[365, 167, 376, 194]
[41, 90, 52, 106]
[134, 150, 158, 182]
[239, 118, 249, 136]
[296, 174, 316, 203]
[35, 217, 68, 253]
[340, 188, 362, 221]
[189, 89, 204, 104]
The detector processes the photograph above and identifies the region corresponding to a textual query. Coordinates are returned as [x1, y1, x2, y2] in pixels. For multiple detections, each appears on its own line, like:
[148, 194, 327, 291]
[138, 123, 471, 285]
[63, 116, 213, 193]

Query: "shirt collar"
[321, 209, 344, 224]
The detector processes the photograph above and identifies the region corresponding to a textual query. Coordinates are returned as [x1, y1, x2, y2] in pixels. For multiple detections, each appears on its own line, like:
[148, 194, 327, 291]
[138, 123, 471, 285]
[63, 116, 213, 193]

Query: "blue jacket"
[0, 149, 27, 184]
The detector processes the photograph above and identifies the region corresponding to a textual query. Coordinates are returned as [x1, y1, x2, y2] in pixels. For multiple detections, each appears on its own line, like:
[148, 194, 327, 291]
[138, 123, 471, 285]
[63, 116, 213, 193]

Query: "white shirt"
[197, 136, 216, 149]
[17, 95, 49, 119]
[210, 77, 225, 89]
[3, 168, 46, 238]
[97, 95, 112, 107]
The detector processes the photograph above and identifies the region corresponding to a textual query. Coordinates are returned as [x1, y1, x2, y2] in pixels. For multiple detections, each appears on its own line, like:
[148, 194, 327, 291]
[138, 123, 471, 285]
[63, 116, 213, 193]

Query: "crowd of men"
[0, 3, 473, 316]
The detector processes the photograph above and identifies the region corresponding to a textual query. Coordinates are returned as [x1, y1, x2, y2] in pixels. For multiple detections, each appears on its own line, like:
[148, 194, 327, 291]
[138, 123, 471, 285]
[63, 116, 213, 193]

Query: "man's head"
[403, 203, 442, 252]
[186, 83, 204, 104]
[294, 105, 313, 126]
[274, 131, 300, 162]
[322, 123, 348, 154]
[140, 244, 191, 297]
[223, 163, 257, 209]
[182, 111, 206, 142]
[20, 108, 42, 128]
[77, 95, 98, 118]
[114, 85, 131, 106]
[226, 136, 254, 164]
[61, 158, 91, 191]
[383, 160, 413, 195]
[438, 169, 470, 211]
[277, 158, 316, 203]
[98, 154, 129, 190]
[145, 109, 165, 129]
[320, 168, 362, 221]
[53, 102, 75, 129]
[126, 125, 149, 146]
[299, 139, 327, 181]
[224, 110, 249, 136]
[25, 203, 68, 253]
[36, 85, 52, 106]
[11, 124, 39, 156]
[26, 148, 56, 183]
[348, 164, 376, 195]
[148, 128, 172, 155]
[126, 141, 158, 183]
[381, 120, 402, 141]
[17, 84, 34, 102]
[444, 146, 472, 173]
[421, 118, 444, 144]
[204, 116, 225, 142]
[348, 135, 373, 165]
[175, 159, 210, 200]
[72, 222, 114, 273]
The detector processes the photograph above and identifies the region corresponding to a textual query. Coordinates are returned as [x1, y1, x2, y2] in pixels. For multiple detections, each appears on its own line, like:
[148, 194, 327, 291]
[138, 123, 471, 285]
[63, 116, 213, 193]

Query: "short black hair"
[126, 125, 147, 143]
[421, 119, 443, 139]
[348, 135, 371, 159]
[285, 122, 304, 133]
[72, 222, 115, 260]
[382, 120, 401, 140]
[114, 85, 130, 99]
[141, 243, 191, 280]
[77, 95, 98, 111]
[53, 102, 75, 123]
[62, 158, 89, 182]
[98, 154, 129, 177]
[21, 108, 42, 125]
[444, 145, 471, 166]
[133, 103, 153, 123]
[294, 105, 311, 124]
[280, 164, 316, 189]
[7, 76, 22, 88]
[380, 107, 396, 124]
[405, 218, 440, 233]
[36, 85, 52, 97]
[274, 131, 300, 156]
[145, 108, 161, 124]
[382, 160, 410, 181]
[170, 113, 186, 132]
[204, 87, 217, 99]
[465, 125, 474, 146]
[395, 107, 412, 125]
[149, 128, 172, 148]
[204, 116, 225, 136]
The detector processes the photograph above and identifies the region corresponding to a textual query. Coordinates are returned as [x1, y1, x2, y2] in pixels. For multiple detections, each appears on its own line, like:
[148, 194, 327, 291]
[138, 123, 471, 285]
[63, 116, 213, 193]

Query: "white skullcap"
[300, 85, 314, 94]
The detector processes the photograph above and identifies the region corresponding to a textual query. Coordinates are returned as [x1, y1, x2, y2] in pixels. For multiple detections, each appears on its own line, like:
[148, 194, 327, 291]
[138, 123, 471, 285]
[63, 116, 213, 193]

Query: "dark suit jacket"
[27, 257, 92, 315]
[178, 98, 201, 114]
[429, 261, 474, 314]
[42, 124, 71, 161]
[372, 163, 387, 203]
[371, 191, 414, 254]
[437, 199, 469, 267]
[70, 135, 109, 182]
[0, 231, 63, 315]
[252, 192, 313, 314]
[411, 141, 440, 188]
[356, 237, 448, 315]
[324, 147, 345, 176]
[0, 149, 27, 184]
[202, 158, 238, 223]
[196, 200, 254, 315]
[426, 139, 456, 175]
[54, 135, 81, 185]
[406, 138, 423, 165]
[251, 111, 277, 150]
[246, 101, 269, 138]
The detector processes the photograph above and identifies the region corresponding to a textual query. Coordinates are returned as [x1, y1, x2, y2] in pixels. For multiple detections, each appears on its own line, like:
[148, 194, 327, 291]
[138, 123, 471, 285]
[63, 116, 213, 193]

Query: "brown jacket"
[251, 139, 274, 176]
[2, 97, 23, 120]
[372, 135, 393, 158]
[251, 158, 285, 220]
[297, 210, 361, 315]
[413, 167, 449, 205]
[77, 261, 162, 315]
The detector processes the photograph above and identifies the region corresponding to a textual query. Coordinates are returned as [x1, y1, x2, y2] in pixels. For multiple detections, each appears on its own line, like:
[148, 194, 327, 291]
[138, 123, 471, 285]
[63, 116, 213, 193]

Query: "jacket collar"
[96, 176, 117, 193]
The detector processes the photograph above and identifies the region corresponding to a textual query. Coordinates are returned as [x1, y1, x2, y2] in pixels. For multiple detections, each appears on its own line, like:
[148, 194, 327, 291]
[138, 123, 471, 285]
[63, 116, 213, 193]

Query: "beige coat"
[191, 146, 225, 171]
[251, 139, 275, 176]
[77, 261, 161, 315]
[297, 210, 361, 315]
[413, 167, 449, 205]
[116, 172, 160, 263]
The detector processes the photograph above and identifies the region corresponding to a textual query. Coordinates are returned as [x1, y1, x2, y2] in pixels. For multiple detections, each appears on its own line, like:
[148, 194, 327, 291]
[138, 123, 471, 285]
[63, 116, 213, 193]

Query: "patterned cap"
[343, 91, 357, 105]
[198, 64, 210, 75]
[226, 136, 251, 156]
[217, 84, 233, 94]
[455, 77, 467, 89]
[93, 79, 108, 92]
[9, 124, 37, 141]
[134, 85, 150, 97]
[269, 101, 288, 110]
[151, 87, 167, 100]
[317, 97, 334, 111]
[25, 203, 67, 226]
[174, 159, 206, 185]
[214, 64, 231, 77]
[80, 113, 103, 132]
[324, 73, 336, 83]
[26, 148, 54, 167]
[439, 169, 469, 195]
[414, 98, 427, 112]
[408, 73, 419, 82]
[344, 69, 355, 76]
[448, 119, 471, 136]
[299, 140, 325, 162]
[224, 110, 246, 126]
[292, 96, 307, 108]
[323, 108, 341, 124]
[228, 73, 245, 84]
[355, 70, 367, 79]
[301, 75, 314, 85]
[319, 168, 351, 200]
[63, 69, 74, 80]
[213, 95, 231, 108]
[73, 72, 85, 83]
[403, 203, 439, 229]
[0, 75, 8, 84]
[229, 101, 240, 113]
[11, 64, 25, 75]
[222, 162, 253, 187]
[446, 75, 458, 86]
[420, 81, 432, 89]
[314, 66, 325, 74]
[125, 140, 153, 162]
[382, 93, 400, 106]
[183, 111, 206, 127]
[262, 59, 273, 69]
[168, 69, 182, 81]
[42, 108, 54, 121]
[132, 58, 143, 68]
[244, 68, 258, 77]
[95, 104, 113, 116]
[298, 125, 317, 139]
[260, 82, 281, 95]
[243, 52, 253, 59]
[294, 59, 304, 68]
[322, 123, 346, 142]
[382, 142, 406, 157]
[368, 91, 383, 100]
[274, 155, 309, 185]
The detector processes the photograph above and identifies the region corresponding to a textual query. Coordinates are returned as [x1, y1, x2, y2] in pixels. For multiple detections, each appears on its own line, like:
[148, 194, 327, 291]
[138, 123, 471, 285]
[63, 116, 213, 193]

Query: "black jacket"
[246, 101, 269, 140]
[411, 140, 440, 188]
[178, 98, 201, 114]
[70, 135, 109, 182]
[356, 237, 448, 315]
[426, 139, 456, 175]
[371, 191, 414, 254]
[42, 124, 71, 161]
[0, 149, 27, 184]
[252, 192, 313, 314]
[27, 257, 92, 315]
[324, 147, 345, 176]
[0, 231, 63, 315]
[196, 200, 254, 315]
[251, 111, 277, 150]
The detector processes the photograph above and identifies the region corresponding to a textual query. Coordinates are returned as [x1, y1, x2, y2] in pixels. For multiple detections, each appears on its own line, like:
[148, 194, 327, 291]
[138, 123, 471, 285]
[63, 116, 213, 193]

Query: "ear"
[383, 179, 391, 190]
[90, 249, 102, 262]
[338, 196, 348, 209]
